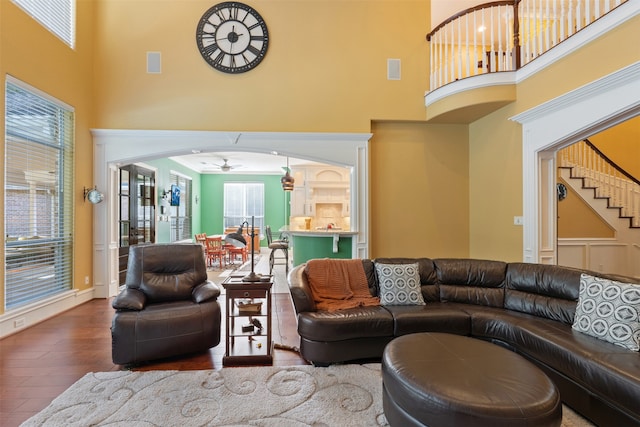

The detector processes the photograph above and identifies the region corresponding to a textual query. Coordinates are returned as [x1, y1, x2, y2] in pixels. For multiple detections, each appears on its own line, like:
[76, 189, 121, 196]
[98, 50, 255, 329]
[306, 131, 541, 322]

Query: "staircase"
[558, 139, 640, 229]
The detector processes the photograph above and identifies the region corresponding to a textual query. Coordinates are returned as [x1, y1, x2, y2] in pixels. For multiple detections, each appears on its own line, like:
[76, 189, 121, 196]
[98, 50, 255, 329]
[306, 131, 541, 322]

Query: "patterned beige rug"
[22, 364, 593, 426]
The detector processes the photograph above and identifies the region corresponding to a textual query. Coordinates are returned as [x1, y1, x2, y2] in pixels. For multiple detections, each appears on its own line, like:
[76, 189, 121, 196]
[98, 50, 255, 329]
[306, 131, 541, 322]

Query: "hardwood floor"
[0, 277, 306, 426]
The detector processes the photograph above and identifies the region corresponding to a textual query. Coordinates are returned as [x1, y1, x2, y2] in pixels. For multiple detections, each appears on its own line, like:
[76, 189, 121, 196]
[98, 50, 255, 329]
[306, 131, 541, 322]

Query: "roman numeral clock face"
[196, 2, 269, 74]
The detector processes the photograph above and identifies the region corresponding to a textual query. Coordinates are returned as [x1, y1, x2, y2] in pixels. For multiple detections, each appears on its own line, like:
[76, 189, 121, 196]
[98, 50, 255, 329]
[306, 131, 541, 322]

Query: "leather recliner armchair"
[111, 243, 221, 365]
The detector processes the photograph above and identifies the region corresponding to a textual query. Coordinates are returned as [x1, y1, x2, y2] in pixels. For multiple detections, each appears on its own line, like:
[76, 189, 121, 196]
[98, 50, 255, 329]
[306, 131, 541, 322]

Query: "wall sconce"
[281, 157, 295, 191]
[83, 186, 104, 204]
[160, 190, 170, 214]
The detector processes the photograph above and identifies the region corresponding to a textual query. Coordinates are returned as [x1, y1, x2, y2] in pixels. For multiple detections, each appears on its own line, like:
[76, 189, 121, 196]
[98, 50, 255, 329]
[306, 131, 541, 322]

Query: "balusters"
[482, 7, 487, 73]
[444, 25, 449, 83]
[552, 0, 558, 46]
[438, 31, 443, 88]
[497, 6, 502, 71]
[577, 0, 583, 32]
[426, 0, 628, 91]
[538, 0, 544, 57]
[465, 13, 471, 78]
[544, 0, 550, 52]
[560, 0, 566, 41]
[457, 18, 463, 80]
[633, 186, 640, 227]
[449, 22, 454, 82]
[473, 12, 478, 76]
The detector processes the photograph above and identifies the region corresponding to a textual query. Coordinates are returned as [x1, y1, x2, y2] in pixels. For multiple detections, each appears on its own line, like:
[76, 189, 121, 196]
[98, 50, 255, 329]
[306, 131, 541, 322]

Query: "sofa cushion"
[375, 262, 425, 306]
[505, 263, 583, 324]
[468, 306, 640, 420]
[434, 258, 507, 307]
[572, 274, 640, 351]
[296, 306, 394, 341]
[385, 303, 471, 336]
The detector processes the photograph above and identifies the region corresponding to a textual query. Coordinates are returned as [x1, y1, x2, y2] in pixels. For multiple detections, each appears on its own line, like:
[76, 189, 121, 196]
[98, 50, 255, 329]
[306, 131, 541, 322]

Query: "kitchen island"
[283, 229, 357, 266]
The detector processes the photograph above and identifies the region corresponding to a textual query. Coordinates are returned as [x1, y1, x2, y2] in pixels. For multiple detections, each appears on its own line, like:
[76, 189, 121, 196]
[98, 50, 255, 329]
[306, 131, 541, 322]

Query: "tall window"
[224, 182, 264, 236]
[4, 77, 74, 310]
[169, 172, 192, 242]
[11, 0, 76, 48]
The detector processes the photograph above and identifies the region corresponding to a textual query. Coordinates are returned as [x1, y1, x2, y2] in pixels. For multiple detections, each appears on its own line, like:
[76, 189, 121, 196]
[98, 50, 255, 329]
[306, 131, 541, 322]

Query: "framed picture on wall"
[170, 184, 181, 206]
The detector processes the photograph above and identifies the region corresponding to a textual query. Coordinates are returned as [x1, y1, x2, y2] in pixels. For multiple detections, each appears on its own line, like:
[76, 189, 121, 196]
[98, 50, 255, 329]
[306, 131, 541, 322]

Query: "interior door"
[118, 165, 156, 285]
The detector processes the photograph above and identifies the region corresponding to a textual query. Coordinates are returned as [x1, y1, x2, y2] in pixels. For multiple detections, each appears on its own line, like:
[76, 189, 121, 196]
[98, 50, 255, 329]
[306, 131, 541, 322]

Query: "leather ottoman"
[382, 333, 562, 427]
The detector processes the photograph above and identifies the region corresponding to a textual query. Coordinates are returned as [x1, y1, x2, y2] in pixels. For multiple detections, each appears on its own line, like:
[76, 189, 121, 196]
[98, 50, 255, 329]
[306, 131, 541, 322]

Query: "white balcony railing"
[427, 0, 629, 91]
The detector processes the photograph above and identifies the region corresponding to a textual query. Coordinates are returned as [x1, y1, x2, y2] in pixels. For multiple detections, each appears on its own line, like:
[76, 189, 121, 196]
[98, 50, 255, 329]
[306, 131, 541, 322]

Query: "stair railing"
[426, 0, 628, 91]
[558, 139, 640, 228]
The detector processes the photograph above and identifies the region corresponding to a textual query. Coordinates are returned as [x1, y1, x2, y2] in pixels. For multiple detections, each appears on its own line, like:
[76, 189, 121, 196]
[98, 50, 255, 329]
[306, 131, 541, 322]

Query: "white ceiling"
[169, 151, 325, 174]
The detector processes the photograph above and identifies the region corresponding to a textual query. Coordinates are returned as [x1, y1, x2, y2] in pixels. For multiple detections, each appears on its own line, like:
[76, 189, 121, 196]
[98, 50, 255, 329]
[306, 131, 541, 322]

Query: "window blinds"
[223, 182, 265, 234]
[4, 78, 75, 310]
[11, 0, 75, 48]
[169, 172, 192, 241]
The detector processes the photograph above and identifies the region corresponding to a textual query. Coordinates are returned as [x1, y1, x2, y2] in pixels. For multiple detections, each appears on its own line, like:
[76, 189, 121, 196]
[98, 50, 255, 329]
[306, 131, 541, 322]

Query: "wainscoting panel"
[558, 239, 638, 279]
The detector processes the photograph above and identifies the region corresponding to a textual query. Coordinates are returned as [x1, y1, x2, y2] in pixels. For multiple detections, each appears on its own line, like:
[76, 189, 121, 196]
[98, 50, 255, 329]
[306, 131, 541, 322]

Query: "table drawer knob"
[244, 291, 250, 297]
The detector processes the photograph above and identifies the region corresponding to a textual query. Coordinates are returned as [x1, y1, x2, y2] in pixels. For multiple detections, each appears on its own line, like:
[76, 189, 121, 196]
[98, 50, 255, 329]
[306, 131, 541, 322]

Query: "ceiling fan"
[215, 158, 241, 172]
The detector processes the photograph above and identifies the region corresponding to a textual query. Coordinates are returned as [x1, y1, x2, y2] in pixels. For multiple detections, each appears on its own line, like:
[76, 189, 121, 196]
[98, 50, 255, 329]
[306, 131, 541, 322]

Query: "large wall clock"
[196, 2, 269, 74]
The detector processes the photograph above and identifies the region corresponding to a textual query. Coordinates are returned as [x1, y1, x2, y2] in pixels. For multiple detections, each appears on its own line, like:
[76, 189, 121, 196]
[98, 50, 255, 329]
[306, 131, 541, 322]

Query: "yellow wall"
[370, 120, 469, 258]
[516, 14, 640, 113]
[93, 0, 430, 131]
[468, 104, 523, 261]
[557, 178, 615, 238]
[590, 116, 640, 179]
[0, 0, 638, 317]
[468, 14, 639, 262]
[0, 0, 95, 313]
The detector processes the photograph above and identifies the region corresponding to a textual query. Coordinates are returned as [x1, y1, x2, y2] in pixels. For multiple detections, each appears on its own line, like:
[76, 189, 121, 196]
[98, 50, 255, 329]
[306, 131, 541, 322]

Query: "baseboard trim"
[0, 288, 96, 339]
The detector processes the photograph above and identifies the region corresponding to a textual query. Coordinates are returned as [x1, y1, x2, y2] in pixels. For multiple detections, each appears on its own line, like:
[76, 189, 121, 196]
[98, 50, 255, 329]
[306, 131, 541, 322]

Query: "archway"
[90, 130, 371, 297]
[511, 63, 640, 264]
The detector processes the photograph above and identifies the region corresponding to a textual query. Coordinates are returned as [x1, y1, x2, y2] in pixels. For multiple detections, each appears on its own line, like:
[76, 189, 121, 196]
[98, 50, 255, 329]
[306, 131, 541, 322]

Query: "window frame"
[223, 182, 265, 238]
[10, 0, 76, 49]
[4, 76, 75, 310]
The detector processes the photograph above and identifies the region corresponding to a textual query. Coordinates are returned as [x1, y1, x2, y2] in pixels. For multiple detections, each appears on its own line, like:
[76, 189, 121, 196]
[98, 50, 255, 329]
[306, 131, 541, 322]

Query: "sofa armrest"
[192, 281, 221, 303]
[288, 264, 317, 313]
[112, 288, 146, 311]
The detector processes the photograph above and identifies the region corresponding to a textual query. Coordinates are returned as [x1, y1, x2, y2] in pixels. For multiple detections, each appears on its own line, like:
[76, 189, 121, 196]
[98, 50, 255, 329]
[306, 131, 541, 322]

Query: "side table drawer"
[232, 289, 266, 299]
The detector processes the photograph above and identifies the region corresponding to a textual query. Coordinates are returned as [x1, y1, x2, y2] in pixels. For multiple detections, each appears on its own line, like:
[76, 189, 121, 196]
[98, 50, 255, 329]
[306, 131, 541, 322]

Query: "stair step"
[561, 168, 639, 231]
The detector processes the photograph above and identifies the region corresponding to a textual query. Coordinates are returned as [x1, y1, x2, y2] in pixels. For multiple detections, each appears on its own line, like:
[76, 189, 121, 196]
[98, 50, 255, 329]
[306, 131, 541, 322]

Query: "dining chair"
[227, 233, 249, 264]
[205, 236, 226, 269]
[194, 233, 207, 255]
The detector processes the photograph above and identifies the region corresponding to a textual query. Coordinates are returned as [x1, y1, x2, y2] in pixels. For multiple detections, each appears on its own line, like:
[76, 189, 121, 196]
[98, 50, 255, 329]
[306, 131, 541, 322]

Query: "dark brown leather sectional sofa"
[287, 258, 640, 427]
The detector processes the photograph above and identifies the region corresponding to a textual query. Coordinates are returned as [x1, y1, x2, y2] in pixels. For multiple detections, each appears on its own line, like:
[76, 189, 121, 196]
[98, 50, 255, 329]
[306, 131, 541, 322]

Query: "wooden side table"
[221, 275, 273, 366]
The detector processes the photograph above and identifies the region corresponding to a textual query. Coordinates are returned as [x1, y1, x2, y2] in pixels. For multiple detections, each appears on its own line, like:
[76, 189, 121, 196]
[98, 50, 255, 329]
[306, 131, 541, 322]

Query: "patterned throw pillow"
[375, 262, 425, 306]
[572, 273, 640, 351]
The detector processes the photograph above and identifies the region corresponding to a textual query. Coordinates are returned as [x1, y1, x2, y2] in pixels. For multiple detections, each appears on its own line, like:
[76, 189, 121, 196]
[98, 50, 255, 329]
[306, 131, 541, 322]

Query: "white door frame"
[511, 62, 640, 264]
[90, 130, 371, 298]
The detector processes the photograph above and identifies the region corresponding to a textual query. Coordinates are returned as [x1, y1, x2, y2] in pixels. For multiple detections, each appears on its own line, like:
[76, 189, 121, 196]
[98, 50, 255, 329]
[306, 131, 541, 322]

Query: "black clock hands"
[218, 25, 244, 43]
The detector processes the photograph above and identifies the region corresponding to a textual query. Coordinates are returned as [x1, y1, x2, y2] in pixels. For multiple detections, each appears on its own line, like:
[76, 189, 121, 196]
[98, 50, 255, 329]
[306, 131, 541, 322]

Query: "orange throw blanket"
[305, 259, 380, 312]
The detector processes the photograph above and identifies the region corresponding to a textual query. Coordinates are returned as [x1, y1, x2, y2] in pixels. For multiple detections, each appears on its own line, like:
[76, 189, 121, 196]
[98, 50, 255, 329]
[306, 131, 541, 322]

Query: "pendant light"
[281, 157, 295, 191]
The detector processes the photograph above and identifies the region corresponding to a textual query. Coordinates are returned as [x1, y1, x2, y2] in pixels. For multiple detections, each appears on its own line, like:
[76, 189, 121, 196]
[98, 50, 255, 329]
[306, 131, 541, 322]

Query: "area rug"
[22, 364, 593, 427]
[236, 254, 262, 272]
[208, 255, 262, 272]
